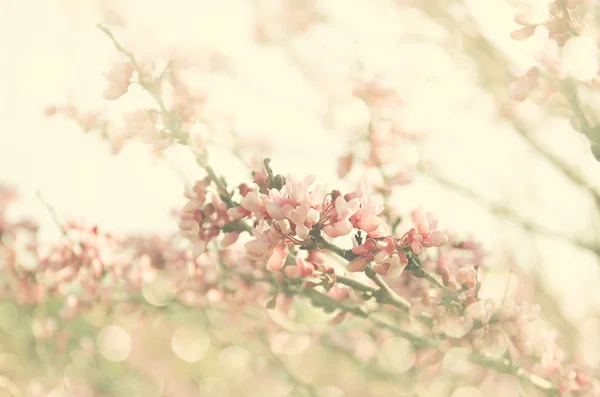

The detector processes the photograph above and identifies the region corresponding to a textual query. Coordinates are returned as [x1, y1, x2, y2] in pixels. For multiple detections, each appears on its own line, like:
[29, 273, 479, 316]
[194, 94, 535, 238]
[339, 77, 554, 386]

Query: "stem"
[335, 275, 378, 294]
[363, 267, 411, 312]
[407, 254, 444, 289]
[420, 164, 600, 256]
[97, 24, 169, 114]
[314, 234, 433, 326]
[469, 353, 558, 396]
[313, 234, 357, 261]
[558, 0, 579, 35]
[313, 232, 443, 300]
[203, 164, 237, 209]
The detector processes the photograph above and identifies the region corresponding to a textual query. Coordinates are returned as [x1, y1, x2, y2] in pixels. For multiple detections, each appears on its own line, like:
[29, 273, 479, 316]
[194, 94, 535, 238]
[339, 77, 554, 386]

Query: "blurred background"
[1, 0, 600, 396]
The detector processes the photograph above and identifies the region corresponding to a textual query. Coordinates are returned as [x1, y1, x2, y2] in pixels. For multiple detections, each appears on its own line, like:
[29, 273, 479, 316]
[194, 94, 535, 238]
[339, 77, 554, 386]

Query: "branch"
[419, 164, 600, 257]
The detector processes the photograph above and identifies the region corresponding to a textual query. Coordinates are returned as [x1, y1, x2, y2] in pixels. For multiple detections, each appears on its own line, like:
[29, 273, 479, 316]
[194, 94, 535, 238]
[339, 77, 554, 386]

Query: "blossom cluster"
[509, 0, 600, 101]
[176, 160, 448, 282]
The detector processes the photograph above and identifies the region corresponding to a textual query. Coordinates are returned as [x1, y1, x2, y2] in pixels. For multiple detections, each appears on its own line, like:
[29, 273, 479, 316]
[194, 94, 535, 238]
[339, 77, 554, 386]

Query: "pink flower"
[322, 219, 353, 238]
[244, 239, 271, 261]
[282, 201, 310, 225]
[428, 230, 448, 247]
[227, 206, 250, 219]
[328, 286, 350, 301]
[351, 239, 376, 256]
[182, 199, 202, 213]
[510, 25, 536, 41]
[322, 196, 360, 238]
[250, 156, 270, 188]
[347, 255, 372, 272]
[373, 251, 407, 279]
[407, 229, 423, 255]
[335, 196, 361, 220]
[266, 202, 284, 220]
[351, 195, 389, 237]
[287, 174, 316, 204]
[240, 190, 265, 213]
[404, 211, 448, 254]
[103, 62, 134, 100]
[284, 256, 316, 279]
[179, 219, 200, 237]
[266, 245, 289, 271]
[220, 232, 240, 248]
[456, 267, 477, 288]
[274, 219, 292, 235]
[295, 224, 310, 240]
[184, 179, 209, 202]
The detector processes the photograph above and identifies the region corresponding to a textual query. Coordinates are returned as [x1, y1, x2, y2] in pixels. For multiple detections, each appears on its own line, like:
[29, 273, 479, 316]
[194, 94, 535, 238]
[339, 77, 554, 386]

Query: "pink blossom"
[227, 206, 250, 219]
[295, 224, 310, 240]
[322, 219, 353, 238]
[220, 232, 240, 248]
[428, 230, 448, 247]
[351, 239, 376, 256]
[351, 195, 388, 237]
[179, 219, 200, 237]
[373, 251, 407, 279]
[321, 194, 361, 238]
[182, 198, 202, 213]
[103, 61, 134, 100]
[510, 25, 536, 41]
[240, 190, 266, 213]
[403, 211, 448, 254]
[250, 156, 270, 189]
[266, 202, 284, 220]
[347, 255, 372, 272]
[284, 256, 316, 279]
[456, 267, 477, 288]
[244, 239, 271, 261]
[336, 196, 361, 219]
[266, 245, 289, 271]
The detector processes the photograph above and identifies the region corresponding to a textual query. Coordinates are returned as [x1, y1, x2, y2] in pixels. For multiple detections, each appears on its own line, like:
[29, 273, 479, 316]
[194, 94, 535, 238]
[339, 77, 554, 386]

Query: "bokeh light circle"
[96, 325, 131, 362]
[377, 337, 415, 373]
[171, 326, 210, 363]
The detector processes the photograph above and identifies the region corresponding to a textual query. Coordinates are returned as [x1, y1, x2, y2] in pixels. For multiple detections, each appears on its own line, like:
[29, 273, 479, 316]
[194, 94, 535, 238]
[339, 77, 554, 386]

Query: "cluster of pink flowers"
[405, 209, 449, 255]
[234, 173, 329, 271]
[509, 0, 600, 102]
[178, 177, 239, 257]
[5, 175, 600, 395]
[1, 214, 152, 319]
[0, 187, 284, 323]
[184, 163, 448, 280]
[46, 47, 203, 156]
[347, 208, 448, 278]
[337, 73, 422, 187]
[510, 1, 580, 46]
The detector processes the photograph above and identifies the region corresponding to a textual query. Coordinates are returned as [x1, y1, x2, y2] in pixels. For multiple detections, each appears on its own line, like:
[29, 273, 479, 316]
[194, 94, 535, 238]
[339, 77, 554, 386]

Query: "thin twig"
[420, 164, 600, 257]
[35, 190, 68, 237]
